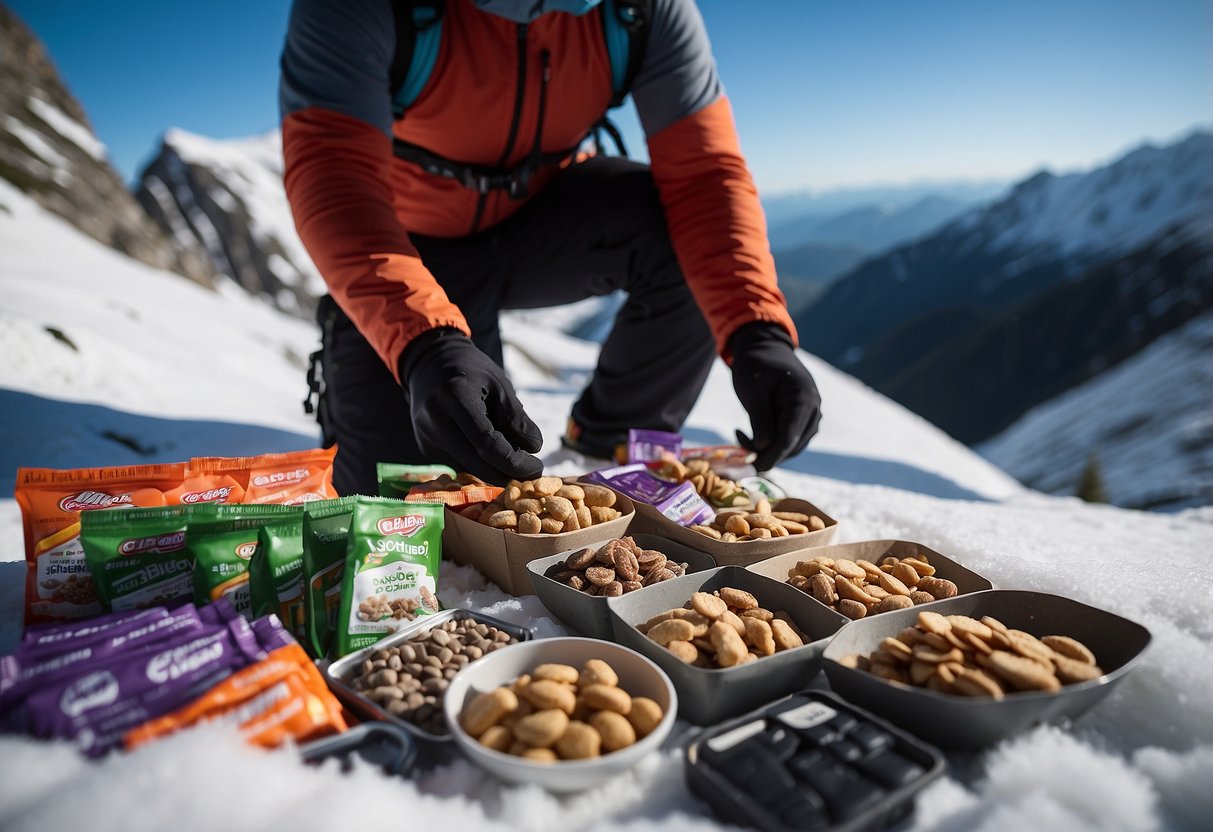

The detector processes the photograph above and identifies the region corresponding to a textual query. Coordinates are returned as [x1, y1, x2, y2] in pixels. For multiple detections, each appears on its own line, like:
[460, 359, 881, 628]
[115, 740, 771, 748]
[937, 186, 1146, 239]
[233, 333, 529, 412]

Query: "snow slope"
[1, 182, 1211, 831]
[979, 313, 1213, 511]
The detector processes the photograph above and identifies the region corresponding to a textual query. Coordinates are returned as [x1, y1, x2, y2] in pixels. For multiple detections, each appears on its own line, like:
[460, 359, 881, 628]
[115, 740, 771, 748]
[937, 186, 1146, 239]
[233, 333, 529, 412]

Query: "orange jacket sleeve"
[282, 107, 470, 382]
[647, 96, 797, 360]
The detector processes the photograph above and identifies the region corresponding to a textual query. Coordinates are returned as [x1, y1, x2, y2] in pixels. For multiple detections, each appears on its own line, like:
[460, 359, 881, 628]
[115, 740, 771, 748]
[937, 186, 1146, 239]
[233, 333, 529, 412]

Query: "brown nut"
[647, 618, 697, 645]
[554, 720, 601, 759]
[532, 663, 580, 685]
[565, 547, 597, 570]
[517, 512, 542, 534]
[665, 640, 699, 663]
[718, 587, 759, 610]
[838, 599, 868, 620]
[690, 591, 728, 620]
[523, 679, 577, 715]
[743, 617, 776, 656]
[626, 697, 664, 739]
[579, 658, 619, 688]
[461, 687, 519, 738]
[581, 684, 632, 715]
[709, 620, 749, 668]
[513, 708, 570, 748]
[769, 618, 804, 651]
[589, 710, 636, 752]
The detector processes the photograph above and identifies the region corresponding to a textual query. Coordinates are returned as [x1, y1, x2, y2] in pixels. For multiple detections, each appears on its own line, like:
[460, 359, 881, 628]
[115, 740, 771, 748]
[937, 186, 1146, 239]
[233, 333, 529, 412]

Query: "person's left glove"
[729, 322, 822, 473]
[398, 328, 545, 484]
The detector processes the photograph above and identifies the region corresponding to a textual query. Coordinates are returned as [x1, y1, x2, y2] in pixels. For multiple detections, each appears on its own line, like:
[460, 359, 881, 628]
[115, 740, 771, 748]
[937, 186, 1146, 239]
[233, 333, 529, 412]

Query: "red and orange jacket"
[280, 0, 796, 381]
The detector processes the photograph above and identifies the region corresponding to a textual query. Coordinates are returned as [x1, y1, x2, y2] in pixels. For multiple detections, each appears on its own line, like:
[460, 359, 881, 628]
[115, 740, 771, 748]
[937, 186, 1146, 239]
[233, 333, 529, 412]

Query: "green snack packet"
[249, 518, 306, 643]
[187, 504, 303, 619]
[376, 462, 457, 498]
[80, 506, 194, 612]
[333, 497, 444, 658]
[302, 496, 359, 659]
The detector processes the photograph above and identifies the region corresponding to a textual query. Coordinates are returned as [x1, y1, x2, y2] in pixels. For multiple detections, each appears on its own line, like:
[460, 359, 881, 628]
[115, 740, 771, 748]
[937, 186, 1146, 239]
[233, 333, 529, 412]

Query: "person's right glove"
[398, 328, 544, 484]
[728, 322, 823, 473]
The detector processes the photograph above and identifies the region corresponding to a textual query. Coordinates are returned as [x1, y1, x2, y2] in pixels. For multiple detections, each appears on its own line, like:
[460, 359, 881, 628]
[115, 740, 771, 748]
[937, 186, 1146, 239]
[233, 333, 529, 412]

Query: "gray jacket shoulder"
[278, 0, 397, 135]
[631, 0, 724, 137]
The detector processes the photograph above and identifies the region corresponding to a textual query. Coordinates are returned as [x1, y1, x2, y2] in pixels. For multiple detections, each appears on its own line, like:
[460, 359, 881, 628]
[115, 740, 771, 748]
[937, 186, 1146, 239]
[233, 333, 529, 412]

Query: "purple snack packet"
[199, 595, 239, 625]
[586, 464, 715, 526]
[250, 613, 295, 653]
[626, 429, 683, 464]
[1, 606, 204, 704]
[20, 614, 266, 756]
[19, 607, 168, 651]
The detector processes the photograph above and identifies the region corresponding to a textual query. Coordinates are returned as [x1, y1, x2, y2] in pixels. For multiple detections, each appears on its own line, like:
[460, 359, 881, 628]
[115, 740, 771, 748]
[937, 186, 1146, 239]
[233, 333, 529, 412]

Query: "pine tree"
[1077, 454, 1108, 504]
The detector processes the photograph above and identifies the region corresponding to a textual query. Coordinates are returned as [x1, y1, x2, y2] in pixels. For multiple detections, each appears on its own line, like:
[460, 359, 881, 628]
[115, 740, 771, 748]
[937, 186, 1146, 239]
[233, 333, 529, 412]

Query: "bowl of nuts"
[525, 534, 718, 639]
[443, 637, 678, 793]
[606, 566, 849, 725]
[822, 589, 1152, 749]
[323, 608, 532, 743]
[746, 540, 993, 621]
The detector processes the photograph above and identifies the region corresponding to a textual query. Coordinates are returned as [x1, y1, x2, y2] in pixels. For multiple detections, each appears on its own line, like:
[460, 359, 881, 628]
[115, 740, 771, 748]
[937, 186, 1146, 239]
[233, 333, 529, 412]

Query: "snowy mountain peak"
[980, 130, 1212, 261]
[135, 128, 323, 318]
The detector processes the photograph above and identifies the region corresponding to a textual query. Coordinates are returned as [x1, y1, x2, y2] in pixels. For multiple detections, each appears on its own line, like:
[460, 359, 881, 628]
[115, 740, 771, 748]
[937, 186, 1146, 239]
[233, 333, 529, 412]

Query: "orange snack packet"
[124, 642, 347, 750]
[163, 473, 246, 506]
[405, 484, 503, 507]
[188, 447, 338, 505]
[15, 464, 188, 625]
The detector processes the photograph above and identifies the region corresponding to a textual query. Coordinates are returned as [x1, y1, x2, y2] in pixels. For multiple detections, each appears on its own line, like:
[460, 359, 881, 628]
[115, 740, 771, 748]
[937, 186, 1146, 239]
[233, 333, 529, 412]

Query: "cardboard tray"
[627, 497, 839, 567]
[747, 539, 994, 615]
[441, 493, 636, 596]
[821, 589, 1152, 750]
[526, 533, 719, 640]
[606, 566, 849, 725]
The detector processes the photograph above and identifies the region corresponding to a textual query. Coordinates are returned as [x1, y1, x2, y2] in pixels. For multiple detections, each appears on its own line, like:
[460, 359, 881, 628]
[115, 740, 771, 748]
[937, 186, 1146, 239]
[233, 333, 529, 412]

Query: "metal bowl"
[821, 589, 1152, 749]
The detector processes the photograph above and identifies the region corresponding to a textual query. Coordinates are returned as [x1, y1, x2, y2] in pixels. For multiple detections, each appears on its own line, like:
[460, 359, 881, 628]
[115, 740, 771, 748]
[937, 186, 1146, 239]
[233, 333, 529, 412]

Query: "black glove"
[398, 328, 544, 483]
[729, 322, 822, 472]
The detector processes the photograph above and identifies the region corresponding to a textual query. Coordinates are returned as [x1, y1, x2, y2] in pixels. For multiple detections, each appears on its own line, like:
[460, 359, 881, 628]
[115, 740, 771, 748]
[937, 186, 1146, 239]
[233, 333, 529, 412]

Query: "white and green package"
[249, 518, 306, 643]
[333, 497, 444, 657]
[302, 496, 358, 659]
[187, 503, 304, 619]
[80, 506, 193, 612]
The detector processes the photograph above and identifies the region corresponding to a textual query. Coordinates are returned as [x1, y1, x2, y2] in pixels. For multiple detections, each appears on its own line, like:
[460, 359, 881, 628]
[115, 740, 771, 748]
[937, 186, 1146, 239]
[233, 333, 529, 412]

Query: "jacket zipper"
[469, 22, 529, 235]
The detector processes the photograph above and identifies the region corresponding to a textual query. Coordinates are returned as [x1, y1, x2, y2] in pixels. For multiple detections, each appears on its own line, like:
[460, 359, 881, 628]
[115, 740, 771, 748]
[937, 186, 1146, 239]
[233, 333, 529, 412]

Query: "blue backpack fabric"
[390, 0, 651, 116]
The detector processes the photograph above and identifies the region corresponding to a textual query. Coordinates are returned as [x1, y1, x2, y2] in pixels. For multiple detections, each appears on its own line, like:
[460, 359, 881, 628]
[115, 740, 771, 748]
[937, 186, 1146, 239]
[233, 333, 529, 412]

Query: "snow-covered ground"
[1, 180, 1211, 831]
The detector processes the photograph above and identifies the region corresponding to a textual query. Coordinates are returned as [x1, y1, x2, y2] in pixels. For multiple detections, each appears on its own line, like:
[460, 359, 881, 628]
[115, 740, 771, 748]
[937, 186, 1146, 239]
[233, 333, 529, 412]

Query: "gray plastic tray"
[606, 565, 849, 725]
[526, 533, 718, 639]
[322, 607, 533, 745]
[747, 539, 994, 615]
[822, 589, 1152, 750]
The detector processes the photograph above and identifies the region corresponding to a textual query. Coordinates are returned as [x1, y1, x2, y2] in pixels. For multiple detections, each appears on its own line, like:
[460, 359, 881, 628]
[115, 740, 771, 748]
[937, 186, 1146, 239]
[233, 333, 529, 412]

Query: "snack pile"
[547, 537, 690, 597]
[459, 659, 666, 761]
[787, 551, 959, 620]
[838, 611, 1105, 698]
[689, 498, 827, 543]
[457, 477, 624, 534]
[638, 587, 808, 668]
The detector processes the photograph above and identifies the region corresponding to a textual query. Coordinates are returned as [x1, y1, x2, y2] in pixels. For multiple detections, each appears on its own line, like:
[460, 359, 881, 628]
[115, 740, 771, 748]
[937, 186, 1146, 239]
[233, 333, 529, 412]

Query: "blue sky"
[10, 0, 1210, 195]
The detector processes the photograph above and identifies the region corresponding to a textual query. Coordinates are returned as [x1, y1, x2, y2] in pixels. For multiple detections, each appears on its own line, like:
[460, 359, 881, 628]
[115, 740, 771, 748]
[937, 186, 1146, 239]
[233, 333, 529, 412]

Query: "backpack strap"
[390, 0, 444, 117]
[602, 0, 651, 109]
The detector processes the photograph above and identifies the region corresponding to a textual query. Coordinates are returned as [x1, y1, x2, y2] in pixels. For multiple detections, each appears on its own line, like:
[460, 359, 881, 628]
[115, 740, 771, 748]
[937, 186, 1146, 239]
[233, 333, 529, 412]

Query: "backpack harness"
[388, 0, 651, 199]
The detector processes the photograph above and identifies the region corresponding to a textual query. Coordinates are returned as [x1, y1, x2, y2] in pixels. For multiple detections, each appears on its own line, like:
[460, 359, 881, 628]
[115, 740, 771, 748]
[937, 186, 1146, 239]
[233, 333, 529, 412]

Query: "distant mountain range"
[796, 130, 1213, 447]
[770, 195, 982, 313]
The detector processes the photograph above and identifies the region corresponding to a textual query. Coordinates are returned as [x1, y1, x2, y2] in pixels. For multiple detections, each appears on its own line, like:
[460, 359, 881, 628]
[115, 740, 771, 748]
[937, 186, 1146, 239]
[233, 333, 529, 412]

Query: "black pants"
[316, 156, 716, 496]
